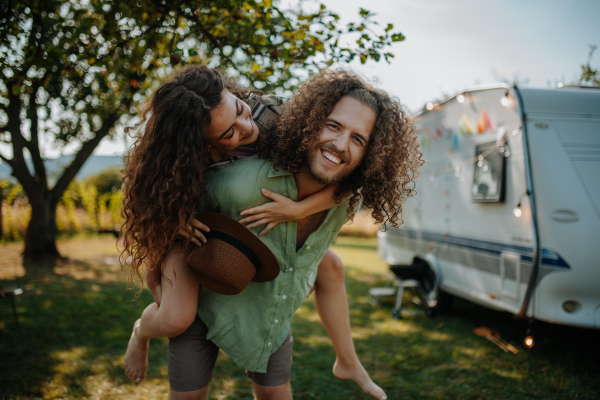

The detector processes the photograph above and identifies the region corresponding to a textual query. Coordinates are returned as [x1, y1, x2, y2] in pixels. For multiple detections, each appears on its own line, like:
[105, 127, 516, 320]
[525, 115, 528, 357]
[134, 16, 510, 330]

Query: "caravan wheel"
[414, 258, 454, 317]
[427, 288, 454, 316]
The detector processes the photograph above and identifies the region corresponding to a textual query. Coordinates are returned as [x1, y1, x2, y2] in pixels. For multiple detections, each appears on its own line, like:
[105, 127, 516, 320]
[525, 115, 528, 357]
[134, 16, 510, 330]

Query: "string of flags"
[419, 123, 521, 177]
[422, 109, 495, 139]
[416, 88, 520, 178]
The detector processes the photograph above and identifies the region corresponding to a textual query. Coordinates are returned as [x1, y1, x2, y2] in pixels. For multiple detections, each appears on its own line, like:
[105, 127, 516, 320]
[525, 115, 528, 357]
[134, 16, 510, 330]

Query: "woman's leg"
[125, 243, 200, 382]
[314, 249, 387, 400]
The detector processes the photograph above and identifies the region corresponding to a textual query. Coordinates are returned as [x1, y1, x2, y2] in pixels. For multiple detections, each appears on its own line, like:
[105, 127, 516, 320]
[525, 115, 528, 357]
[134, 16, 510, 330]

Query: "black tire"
[413, 258, 454, 317]
[433, 288, 454, 315]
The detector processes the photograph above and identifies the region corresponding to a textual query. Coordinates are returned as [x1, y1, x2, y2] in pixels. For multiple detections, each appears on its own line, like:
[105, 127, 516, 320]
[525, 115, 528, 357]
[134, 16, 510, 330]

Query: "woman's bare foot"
[333, 359, 387, 399]
[124, 319, 149, 383]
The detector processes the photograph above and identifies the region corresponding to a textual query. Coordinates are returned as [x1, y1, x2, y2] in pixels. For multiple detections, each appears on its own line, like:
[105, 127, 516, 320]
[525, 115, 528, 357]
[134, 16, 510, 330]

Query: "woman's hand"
[239, 188, 303, 237]
[178, 217, 211, 246]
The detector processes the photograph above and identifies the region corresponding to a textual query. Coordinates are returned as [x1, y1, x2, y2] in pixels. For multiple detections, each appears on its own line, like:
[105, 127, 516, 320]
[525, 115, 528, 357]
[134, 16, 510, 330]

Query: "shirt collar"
[268, 164, 293, 178]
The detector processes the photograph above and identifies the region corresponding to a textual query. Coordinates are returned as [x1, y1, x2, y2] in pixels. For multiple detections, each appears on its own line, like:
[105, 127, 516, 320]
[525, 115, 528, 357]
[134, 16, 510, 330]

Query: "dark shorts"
[168, 316, 293, 392]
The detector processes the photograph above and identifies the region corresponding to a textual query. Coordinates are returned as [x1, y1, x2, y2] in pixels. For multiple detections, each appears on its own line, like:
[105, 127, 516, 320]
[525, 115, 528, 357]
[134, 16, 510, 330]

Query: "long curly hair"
[258, 69, 423, 227]
[120, 65, 253, 288]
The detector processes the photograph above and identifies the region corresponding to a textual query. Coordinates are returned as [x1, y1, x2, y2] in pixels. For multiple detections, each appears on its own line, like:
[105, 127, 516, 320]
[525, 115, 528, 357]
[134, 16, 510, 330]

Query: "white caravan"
[377, 85, 600, 329]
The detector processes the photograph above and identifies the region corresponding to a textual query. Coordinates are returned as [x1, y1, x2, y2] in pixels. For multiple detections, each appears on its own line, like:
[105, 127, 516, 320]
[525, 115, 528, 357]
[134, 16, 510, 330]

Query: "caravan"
[377, 85, 600, 329]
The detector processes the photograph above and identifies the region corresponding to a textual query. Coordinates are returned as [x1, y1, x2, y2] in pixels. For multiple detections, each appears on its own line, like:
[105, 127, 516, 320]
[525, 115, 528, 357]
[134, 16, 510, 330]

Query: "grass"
[1, 235, 599, 399]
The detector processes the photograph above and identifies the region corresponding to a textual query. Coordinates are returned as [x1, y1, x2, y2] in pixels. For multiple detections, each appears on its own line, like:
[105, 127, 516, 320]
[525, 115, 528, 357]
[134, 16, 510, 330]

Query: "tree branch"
[5, 89, 37, 194]
[0, 0, 16, 44]
[180, 9, 237, 67]
[95, 9, 170, 63]
[52, 113, 119, 202]
[18, 4, 45, 79]
[26, 82, 48, 188]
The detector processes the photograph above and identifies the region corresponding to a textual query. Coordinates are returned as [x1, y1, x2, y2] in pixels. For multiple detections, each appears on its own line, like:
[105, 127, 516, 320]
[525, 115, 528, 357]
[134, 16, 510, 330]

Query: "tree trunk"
[23, 192, 60, 261]
[0, 191, 3, 240]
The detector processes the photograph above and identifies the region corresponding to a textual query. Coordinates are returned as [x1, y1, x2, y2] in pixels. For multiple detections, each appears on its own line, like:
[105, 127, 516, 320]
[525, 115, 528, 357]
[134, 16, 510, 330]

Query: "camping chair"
[0, 285, 23, 328]
[368, 263, 430, 319]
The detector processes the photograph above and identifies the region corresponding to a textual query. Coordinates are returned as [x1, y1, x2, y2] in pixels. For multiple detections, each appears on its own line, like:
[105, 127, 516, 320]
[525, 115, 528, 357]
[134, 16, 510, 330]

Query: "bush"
[1, 168, 124, 241]
[83, 167, 123, 195]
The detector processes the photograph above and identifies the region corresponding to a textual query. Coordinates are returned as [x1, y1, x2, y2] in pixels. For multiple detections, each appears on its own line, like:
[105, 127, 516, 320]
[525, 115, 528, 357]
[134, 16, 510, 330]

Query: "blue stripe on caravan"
[389, 229, 570, 269]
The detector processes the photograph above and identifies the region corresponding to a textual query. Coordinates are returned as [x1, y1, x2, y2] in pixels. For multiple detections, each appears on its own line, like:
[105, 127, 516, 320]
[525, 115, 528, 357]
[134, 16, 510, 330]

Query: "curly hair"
[120, 65, 254, 289]
[258, 68, 423, 227]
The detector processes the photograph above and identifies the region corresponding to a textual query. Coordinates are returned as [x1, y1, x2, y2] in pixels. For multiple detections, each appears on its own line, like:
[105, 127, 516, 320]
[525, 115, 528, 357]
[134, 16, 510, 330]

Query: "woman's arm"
[239, 185, 341, 236]
[147, 216, 209, 306]
[146, 266, 162, 306]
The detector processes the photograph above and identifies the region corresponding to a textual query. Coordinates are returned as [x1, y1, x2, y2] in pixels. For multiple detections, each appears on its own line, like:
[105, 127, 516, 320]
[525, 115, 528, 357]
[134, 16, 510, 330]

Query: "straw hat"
[186, 212, 280, 295]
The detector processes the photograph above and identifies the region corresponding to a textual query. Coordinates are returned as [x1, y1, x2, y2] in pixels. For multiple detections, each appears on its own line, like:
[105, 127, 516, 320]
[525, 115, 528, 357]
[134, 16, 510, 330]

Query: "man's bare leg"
[314, 249, 387, 400]
[170, 385, 209, 400]
[252, 382, 292, 400]
[124, 243, 200, 382]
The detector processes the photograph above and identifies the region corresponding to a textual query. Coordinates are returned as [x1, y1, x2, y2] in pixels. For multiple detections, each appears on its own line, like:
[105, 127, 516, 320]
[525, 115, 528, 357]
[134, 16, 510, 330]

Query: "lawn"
[1, 235, 599, 399]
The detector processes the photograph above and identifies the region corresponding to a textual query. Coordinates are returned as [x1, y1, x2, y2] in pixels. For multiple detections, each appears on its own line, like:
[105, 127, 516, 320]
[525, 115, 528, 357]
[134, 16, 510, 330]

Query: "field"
[1, 234, 599, 399]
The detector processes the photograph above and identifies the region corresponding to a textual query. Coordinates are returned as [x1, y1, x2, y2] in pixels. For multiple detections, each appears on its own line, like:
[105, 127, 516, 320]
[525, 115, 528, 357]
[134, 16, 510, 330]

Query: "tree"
[580, 45, 599, 86]
[0, 180, 9, 239]
[0, 0, 405, 262]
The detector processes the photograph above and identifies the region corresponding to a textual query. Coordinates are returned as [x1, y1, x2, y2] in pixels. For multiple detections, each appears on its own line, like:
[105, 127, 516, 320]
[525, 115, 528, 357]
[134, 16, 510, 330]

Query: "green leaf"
[391, 32, 406, 42]
[0, 0, 407, 257]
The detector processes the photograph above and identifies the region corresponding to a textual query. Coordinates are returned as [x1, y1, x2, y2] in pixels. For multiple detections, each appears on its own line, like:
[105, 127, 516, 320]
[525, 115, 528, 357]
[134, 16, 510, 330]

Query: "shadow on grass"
[0, 266, 167, 399]
[1, 243, 599, 400]
[331, 238, 378, 251]
[289, 271, 600, 400]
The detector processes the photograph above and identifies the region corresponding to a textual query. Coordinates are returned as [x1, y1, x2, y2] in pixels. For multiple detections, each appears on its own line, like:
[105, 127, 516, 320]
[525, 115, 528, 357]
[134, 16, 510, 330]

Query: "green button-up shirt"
[197, 155, 350, 373]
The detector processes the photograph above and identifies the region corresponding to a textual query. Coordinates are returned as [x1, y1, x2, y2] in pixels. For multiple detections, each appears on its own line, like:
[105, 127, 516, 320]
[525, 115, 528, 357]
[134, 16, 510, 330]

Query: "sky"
[92, 0, 599, 155]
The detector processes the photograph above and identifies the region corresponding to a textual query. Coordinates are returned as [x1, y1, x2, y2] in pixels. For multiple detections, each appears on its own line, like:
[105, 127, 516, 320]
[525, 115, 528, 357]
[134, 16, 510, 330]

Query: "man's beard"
[305, 147, 352, 185]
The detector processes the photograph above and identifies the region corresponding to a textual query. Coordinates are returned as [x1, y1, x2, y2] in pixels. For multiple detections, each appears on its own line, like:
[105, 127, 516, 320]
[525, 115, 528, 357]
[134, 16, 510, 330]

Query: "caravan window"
[471, 142, 506, 203]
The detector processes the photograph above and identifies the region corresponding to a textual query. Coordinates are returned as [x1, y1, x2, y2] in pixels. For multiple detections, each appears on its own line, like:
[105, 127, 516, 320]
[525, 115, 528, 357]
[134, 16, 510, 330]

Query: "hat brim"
[193, 212, 280, 283]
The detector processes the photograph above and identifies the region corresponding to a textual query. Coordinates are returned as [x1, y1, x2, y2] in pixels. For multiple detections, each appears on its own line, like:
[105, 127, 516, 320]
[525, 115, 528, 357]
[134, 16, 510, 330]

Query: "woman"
[121, 65, 386, 400]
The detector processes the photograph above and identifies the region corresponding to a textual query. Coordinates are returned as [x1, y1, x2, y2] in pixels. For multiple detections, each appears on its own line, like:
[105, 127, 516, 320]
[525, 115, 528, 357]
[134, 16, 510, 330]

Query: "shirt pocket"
[296, 230, 337, 272]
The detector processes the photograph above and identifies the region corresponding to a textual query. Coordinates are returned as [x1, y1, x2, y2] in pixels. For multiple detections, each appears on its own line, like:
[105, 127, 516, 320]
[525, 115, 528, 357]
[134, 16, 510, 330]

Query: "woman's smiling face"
[206, 90, 259, 150]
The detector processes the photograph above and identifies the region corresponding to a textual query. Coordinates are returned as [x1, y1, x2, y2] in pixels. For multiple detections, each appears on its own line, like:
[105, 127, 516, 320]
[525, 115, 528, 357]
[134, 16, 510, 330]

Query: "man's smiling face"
[305, 95, 376, 185]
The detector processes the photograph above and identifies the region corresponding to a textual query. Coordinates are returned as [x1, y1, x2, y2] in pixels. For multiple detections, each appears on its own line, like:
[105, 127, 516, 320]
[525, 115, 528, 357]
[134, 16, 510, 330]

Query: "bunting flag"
[477, 110, 493, 133]
[435, 127, 444, 137]
[477, 118, 485, 133]
[459, 114, 474, 135]
[452, 132, 459, 150]
[484, 110, 493, 131]
[420, 136, 432, 151]
[423, 125, 434, 137]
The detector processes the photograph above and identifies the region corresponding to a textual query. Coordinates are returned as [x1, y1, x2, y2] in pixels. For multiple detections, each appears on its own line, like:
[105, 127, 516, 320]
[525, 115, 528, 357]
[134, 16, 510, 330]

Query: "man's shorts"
[168, 316, 293, 392]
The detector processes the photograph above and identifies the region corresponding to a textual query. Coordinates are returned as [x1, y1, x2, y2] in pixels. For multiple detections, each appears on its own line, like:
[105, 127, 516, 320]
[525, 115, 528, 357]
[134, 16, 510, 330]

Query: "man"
[168, 69, 422, 400]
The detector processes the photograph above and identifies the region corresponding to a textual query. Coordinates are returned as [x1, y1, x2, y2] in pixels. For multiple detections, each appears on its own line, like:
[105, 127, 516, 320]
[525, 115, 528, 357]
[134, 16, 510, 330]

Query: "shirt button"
[289, 267, 294, 272]
[267, 341, 272, 346]
[282, 295, 287, 299]
[306, 245, 311, 250]
[274, 319, 279, 323]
